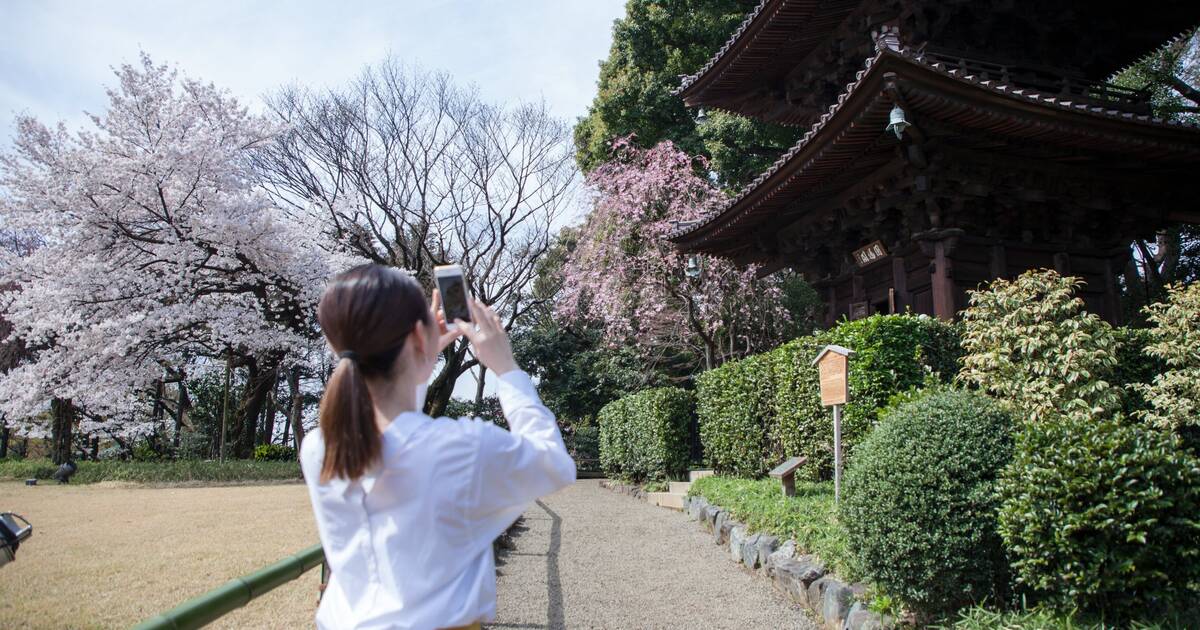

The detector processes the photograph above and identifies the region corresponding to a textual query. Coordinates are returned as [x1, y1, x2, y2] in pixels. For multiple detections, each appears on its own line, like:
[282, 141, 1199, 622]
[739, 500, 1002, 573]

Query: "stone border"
[683, 492, 895, 630]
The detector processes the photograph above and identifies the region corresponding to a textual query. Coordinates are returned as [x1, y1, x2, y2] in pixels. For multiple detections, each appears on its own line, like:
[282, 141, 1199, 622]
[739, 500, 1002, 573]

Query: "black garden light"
[0, 512, 32, 569]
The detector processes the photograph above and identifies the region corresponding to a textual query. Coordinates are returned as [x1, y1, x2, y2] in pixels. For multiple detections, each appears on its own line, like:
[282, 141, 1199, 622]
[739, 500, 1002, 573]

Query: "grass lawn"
[0, 481, 318, 629]
[0, 458, 301, 485]
[688, 475, 856, 580]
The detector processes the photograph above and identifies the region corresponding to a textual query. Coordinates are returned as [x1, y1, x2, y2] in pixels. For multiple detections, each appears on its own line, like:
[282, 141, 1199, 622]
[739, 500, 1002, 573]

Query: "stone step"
[668, 481, 692, 495]
[688, 469, 715, 482]
[647, 491, 685, 511]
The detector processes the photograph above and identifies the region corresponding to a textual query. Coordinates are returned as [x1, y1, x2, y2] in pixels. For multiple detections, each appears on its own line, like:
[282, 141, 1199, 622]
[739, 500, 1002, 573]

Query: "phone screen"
[436, 272, 471, 322]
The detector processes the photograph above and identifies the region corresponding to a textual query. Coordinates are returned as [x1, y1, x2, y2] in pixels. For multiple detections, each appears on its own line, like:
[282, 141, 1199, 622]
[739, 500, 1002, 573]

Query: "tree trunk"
[425, 343, 467, 417]
[91, 436, 99, 460]
[220, 357, 232, 461]
[0, 421, 8, 459]
[233, 357, 279, 458]
[50, 398, 74, 464]
[474, 365, 487, 411]
[173, 380, 188, 451]
[259, 368, 279, 446]
[288, 366, 305, 453]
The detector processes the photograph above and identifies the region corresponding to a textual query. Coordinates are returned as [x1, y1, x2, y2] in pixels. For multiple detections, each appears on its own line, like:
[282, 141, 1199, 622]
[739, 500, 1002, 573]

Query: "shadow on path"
[537, 499, 565, 630]
[490, 501, 563, 630]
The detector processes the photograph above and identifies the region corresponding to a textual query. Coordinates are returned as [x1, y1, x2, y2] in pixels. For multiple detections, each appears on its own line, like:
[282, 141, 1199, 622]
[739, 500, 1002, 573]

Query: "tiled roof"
[668, 47, 1200, 247]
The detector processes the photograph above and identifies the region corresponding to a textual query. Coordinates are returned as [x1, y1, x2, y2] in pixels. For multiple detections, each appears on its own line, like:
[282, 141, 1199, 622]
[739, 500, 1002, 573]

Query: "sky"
[0, 0, 629, 401]
[0, 0, 624, 139]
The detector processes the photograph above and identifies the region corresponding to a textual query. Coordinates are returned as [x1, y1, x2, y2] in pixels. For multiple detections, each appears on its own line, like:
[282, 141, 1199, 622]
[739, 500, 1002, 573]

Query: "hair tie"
[338, 350, 359, 362]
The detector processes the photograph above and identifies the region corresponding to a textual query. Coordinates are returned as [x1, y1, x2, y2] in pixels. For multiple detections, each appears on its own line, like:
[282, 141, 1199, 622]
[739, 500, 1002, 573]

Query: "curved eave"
[670, 49, 1200, 256]
[676, 0, 858, 109]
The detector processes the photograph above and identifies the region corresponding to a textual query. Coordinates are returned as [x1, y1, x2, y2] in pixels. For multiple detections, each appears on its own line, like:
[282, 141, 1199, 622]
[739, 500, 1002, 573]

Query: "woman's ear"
[409, 320, 428, 359]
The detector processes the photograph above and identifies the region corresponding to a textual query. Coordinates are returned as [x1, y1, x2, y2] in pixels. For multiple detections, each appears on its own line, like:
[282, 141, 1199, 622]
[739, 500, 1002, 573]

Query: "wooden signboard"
[769, 456, 807, 497]
[812, 344, 854, 504]
[852, 240, 888, 267]
[812, 345, 853, 406]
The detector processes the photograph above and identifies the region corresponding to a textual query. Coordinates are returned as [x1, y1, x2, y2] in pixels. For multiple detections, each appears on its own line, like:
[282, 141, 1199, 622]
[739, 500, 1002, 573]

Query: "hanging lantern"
[685, 255, 702, 278]
[886, 104, 910, 139]
[696, 107, 708, 124]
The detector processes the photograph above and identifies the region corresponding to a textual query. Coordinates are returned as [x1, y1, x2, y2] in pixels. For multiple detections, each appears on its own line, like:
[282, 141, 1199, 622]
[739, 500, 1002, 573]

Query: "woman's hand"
[454, 298, 518, 376]
[429, 290, 464, 353]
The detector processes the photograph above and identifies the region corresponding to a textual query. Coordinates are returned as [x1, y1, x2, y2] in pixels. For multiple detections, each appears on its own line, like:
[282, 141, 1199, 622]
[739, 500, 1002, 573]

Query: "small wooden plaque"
[769, 456, 807, 497]
[812, 345, 853, 407]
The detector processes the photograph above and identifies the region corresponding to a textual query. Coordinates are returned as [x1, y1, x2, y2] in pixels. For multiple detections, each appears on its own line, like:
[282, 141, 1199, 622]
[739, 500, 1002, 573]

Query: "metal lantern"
[696, 107, 708, 124]
[886, 104, 910, 139]
[685, 255, 702, 278]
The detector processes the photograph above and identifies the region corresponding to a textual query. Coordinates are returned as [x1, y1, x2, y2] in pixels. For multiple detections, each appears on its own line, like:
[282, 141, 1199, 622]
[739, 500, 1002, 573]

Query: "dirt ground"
[0, 481, 319, 629]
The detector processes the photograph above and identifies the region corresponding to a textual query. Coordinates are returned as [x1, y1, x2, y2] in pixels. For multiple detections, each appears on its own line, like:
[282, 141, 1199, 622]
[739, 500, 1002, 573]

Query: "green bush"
[1138, 282, 1200, 443]
[696, 352, 776, 477]
[997, 413, 1200, 618]
[842, 388, 1013, 615]
[597, 387, 693, 482]
[0, 457, 301, 484]
[1110, 326, 1164, 416]
[706, 314, 960, 481]
[688, 475, 853, 578]
[959, 270, 1122, 423]
[253, 444, 297, 461]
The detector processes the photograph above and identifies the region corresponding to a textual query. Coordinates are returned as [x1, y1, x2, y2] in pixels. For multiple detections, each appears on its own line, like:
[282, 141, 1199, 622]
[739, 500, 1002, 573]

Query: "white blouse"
[300, 370, 576, 630]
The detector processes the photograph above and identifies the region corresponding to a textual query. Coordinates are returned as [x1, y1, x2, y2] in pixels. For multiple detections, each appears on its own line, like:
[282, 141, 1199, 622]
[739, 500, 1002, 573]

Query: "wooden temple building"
[668, 0, 1200, 324]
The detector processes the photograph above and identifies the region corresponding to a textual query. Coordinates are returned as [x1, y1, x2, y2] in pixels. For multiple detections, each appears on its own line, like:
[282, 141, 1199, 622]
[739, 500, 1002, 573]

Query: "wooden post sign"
[812, 345, 854, 504]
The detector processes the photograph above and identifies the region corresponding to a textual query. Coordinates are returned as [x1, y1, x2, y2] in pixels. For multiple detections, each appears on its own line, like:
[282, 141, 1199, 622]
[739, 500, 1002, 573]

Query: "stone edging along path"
[602, 481, 897, 630]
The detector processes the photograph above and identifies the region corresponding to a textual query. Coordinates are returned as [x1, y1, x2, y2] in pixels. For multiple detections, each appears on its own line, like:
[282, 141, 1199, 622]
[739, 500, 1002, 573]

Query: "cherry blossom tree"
[0, 54, 354, 459]
[557, 139, 792, 372]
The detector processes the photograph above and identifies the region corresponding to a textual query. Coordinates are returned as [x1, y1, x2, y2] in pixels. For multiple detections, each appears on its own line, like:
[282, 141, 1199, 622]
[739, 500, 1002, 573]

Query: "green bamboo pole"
[133, 544, 324, 630]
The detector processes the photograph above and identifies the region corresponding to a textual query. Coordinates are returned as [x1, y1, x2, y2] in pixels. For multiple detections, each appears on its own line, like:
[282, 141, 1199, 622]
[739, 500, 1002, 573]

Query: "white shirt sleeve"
[467, 370, 576, 526]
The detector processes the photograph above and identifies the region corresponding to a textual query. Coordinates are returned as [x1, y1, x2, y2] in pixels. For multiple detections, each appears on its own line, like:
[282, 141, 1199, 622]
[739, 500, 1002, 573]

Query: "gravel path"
[489, 479, 816, 630]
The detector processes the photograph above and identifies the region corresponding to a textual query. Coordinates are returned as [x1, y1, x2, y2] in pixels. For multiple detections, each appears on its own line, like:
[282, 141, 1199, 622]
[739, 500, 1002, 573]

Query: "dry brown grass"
[0, 481, 320, 629]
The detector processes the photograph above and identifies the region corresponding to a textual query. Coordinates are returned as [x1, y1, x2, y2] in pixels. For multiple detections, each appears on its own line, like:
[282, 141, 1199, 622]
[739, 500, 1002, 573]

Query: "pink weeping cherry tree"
[557, 139, 792, 372]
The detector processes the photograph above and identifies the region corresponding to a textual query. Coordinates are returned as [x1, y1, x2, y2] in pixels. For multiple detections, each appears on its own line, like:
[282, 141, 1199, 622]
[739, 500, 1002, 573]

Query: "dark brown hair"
[316, 264, 430, 482]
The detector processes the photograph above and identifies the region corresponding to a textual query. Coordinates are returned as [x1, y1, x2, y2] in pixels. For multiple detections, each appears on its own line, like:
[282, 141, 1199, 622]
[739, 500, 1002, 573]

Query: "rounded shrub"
[842, 387, 1013, 614]
[998, 414, 1200, 618]
[598, 387, 693, 482]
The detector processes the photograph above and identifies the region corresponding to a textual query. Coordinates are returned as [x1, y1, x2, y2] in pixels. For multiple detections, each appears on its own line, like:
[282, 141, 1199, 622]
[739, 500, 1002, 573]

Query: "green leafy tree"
[959, 270, 1122, 423]
[574, 0, 801, 189]
[1112, 28, 1200, 318]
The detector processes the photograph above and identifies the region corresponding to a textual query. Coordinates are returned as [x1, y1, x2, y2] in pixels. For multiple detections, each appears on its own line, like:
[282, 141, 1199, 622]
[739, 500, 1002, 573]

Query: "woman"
[301, 264, 576, 630]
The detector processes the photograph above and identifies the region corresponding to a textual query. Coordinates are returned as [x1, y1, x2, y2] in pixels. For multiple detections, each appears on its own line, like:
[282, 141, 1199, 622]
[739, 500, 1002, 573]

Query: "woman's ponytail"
[315, 263, 430, 483]
[318, 356, 380, 483]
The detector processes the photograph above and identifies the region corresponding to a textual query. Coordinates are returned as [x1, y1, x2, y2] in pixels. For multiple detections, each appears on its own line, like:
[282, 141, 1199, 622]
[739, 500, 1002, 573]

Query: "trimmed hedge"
[842, 388, 1014, 615]
[696, 352, 776, 477]
[597, 386, 693, 482]
[698, 314, 961, 479]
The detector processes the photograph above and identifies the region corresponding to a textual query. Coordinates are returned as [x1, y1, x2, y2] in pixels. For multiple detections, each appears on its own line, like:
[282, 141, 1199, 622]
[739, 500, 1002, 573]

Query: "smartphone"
[434, 264, 472, 323]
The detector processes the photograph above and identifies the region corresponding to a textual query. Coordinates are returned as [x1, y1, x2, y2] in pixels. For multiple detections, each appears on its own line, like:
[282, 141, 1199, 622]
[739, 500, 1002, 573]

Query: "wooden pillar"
[931, 240, 956, 320]
[1053, 252, 1071, 276]
[891, 256, 908, 313]
[826, 285, 838, 327]
[989, 244, 1007, 280]
[1103, 256, 1124, 325]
